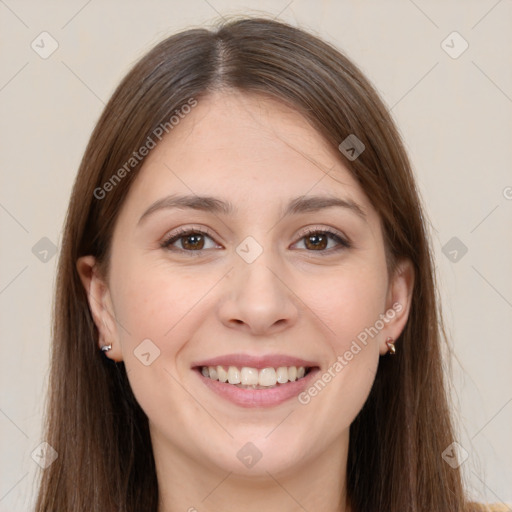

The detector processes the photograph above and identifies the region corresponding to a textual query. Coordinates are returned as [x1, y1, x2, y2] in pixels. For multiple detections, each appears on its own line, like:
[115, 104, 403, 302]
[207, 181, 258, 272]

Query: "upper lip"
[192, 353, 319, 369]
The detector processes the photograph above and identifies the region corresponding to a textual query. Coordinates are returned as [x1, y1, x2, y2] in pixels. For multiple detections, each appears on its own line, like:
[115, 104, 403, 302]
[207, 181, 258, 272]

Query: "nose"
[217, 250, 299, 337]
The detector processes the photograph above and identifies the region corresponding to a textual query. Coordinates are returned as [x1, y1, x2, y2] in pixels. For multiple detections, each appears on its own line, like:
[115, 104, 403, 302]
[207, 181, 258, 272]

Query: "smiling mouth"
[197, 365, 315, 389]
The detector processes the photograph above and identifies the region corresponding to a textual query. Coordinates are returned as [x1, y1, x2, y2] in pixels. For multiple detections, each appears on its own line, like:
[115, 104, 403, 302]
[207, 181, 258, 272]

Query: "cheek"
[110, 257, 224, 359]
[107, 260, 230, 465]
[294, 262, 386, 416]
[109, 261, 212, 426]
[300, 260, 389, 344]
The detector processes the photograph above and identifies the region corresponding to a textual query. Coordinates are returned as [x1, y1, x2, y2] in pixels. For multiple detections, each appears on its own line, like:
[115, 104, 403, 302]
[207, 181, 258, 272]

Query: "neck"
[153, 429, 351, 512]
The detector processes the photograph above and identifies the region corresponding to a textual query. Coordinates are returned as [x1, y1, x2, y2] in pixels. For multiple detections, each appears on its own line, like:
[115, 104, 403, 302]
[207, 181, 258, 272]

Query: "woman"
[34, 16, 501, 512]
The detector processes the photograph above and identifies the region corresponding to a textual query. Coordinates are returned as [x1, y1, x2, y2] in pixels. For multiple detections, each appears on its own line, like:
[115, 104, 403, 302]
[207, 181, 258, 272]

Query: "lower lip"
[195, 368, 320, 408]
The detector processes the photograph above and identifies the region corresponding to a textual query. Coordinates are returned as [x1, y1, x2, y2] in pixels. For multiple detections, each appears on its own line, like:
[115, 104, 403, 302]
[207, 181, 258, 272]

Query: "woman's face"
[79, 90, 413, 482]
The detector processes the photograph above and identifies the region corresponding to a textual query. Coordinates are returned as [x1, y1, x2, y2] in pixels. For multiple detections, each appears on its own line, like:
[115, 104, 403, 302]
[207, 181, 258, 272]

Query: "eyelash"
[160, 225, 351, 256]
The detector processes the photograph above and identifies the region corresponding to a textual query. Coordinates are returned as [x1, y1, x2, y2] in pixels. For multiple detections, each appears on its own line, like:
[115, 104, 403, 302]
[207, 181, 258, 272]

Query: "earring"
[100, 344, 112, 352]
[385, 337, 396, 355]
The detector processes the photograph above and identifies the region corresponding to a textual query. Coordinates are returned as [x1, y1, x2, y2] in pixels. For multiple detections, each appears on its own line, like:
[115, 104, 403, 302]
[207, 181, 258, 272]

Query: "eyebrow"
[137, 193, 367, 225]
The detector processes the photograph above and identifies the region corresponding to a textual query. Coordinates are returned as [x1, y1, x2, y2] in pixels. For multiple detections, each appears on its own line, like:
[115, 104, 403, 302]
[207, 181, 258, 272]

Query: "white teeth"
[241, 367, 259, 385]
[201, 365, 310, 387]
[276, 367, 288, 383]
[227, 366, 241, 384]
[259, 367, 277, 386]
[217, 365, 228, 382]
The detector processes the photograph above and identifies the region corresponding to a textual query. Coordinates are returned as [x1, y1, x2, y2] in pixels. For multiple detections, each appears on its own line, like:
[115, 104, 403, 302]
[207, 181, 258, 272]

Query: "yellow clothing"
[467, 503, 512, 512]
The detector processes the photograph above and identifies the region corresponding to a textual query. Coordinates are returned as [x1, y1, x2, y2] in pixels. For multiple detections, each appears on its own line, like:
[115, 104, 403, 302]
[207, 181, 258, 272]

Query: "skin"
[77, 90, 414, 512]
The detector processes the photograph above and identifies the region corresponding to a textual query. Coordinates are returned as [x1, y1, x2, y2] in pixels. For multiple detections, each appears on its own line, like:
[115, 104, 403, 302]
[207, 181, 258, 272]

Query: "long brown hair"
[35, 16, 471, 511]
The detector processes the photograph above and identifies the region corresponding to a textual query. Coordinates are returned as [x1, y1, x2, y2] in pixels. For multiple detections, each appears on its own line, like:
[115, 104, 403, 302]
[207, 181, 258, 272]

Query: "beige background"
[0, 0, 511, 509]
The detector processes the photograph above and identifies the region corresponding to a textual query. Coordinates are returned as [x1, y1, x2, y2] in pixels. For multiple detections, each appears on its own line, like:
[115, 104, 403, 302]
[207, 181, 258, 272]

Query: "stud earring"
[385, 337, 396, 355]
[100, 344, 112, 352]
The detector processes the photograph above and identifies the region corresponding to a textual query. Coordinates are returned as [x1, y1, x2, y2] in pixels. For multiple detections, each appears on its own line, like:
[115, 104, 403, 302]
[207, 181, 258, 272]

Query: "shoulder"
[465, 503, 512, 512]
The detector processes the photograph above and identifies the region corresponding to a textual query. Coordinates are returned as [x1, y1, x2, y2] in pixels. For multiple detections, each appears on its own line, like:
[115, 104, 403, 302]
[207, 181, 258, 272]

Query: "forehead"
[121, 90, 376, 222]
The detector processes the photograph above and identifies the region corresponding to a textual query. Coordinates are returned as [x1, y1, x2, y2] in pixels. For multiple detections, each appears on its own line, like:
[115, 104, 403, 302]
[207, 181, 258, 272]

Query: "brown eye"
[161, 229, 219, 252]
[294, 229, 351, 254]
[179, 233, 206, 250]
[304, 233, 329, 251]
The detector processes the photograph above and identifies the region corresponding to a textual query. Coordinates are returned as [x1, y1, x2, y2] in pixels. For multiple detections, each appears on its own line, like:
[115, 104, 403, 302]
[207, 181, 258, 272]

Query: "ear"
[379, 258, 415, 355]
[76, 255, 123, 362]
